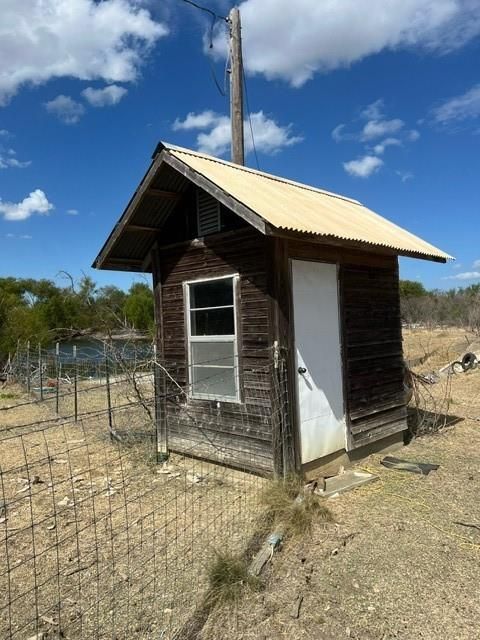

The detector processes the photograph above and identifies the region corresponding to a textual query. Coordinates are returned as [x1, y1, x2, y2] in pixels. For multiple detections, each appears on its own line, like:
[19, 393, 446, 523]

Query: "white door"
[292, 260, 346, 464]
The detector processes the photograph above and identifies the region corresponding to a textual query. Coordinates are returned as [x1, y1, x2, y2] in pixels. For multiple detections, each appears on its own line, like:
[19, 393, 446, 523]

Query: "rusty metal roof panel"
[165, 144, 452, 262]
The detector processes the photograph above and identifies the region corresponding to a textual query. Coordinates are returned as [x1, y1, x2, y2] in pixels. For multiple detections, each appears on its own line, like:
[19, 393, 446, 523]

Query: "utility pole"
[229, 7, 245, 166]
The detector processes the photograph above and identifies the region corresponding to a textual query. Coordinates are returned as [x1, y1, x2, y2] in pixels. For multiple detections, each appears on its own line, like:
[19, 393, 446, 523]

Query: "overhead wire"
[242, 65, 260, 170]
[177, 0, 256, 167]
[178, 0, 229, 97]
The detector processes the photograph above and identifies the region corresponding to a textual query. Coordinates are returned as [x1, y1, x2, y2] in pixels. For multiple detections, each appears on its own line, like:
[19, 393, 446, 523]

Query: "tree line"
[2, 275, 479, 362]
[0, 276, 154, 359]
[400, 279, 480, 333]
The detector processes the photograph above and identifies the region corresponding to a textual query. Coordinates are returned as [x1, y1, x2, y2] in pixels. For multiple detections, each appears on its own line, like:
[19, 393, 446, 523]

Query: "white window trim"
[184, 273, 240, 403]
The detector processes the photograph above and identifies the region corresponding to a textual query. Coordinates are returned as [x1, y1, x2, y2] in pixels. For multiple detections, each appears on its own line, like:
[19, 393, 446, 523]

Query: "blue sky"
[1, 0, 479, 292]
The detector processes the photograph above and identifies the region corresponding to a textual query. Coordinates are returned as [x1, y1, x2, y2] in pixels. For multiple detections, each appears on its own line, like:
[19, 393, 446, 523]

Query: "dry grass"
[206, 553, 261, 606]
[262, 477, 333, 536]
[403, 326, 480, 371]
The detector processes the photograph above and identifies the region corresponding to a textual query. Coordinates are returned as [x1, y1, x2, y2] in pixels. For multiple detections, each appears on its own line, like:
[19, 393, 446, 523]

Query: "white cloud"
[362, 118, 404, 140]
[66, 208, 79, 216]
[173, 110, 303, 157]
[432, 83, 480, 124]
[81, 85, 128, 107]
[173, 110, 220, 131]
[343, 155, 383, 178]
[334, 99, 420, 178]
[473, 259, 480, 268]
[331, 124, 356, 143]
[443, 271, 480, 281]
[244, 111, 303, 154]
[0, 189, 53, 221]
[453, 263, 462, 269]
[0, 0, 167, 105]
[395, 170, 414, 183]
[396, 170, 414, 182]
[0, 136, 31, 169]
[5, 233, 33, 239]
[0, 148, 31, 169]
[373, 137, 402, 154]
[212, 0, 480, 87]
[361, 99, 385, 120]
[45, 95, 85, 124]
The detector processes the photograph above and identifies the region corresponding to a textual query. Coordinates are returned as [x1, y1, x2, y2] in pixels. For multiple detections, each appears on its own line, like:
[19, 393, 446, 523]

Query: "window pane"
[191, 308, 234, 336]
[190, 278, 233, 309]
[192, 366, 236, 398]
[192, 342, 234, 366]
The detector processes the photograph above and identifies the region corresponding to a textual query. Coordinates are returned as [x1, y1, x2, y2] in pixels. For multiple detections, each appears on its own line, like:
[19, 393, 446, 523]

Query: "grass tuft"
[0, 392, 18, 400]
[262, 476, 333, 536]
[206, 552, 261, 606]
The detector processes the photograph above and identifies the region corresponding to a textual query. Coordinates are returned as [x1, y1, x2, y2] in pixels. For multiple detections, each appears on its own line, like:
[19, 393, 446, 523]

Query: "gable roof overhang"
[92, 142, 453, 272]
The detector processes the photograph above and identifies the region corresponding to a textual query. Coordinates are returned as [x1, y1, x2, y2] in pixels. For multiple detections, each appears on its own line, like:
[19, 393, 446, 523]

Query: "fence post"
[104, 343, 116, 441]
[73, 345, 78, 422]
[26, 341, 31, 393]
[38, 343, 44, 401]
[153, 344, 169, 463]
[55, 342, 60, 414]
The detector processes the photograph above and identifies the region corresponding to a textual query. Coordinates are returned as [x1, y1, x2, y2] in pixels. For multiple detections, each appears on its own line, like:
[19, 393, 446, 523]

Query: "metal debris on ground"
[439, 350, 479, 377]
[314, 470, 379, 498]
[416, 372, 440, 384]
[380, 456, 439, 476]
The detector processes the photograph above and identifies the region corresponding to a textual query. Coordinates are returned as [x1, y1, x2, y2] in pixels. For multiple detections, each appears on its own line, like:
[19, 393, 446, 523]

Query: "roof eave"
[92, 145, 269, 271]
[266, 227, 450, 263]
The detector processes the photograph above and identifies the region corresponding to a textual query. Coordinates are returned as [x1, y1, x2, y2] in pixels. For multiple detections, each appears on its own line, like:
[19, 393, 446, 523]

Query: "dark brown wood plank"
[158, 226, 274, 475]
[340, 259, 407, 449]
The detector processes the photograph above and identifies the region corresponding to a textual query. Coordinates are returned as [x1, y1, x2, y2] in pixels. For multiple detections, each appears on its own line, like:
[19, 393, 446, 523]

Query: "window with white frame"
[185, 275, 239, 401]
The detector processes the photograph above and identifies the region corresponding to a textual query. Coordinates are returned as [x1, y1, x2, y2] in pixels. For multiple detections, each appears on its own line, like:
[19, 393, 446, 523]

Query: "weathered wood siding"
[156, 227, 274, 474]
[340, 260, 407, 449]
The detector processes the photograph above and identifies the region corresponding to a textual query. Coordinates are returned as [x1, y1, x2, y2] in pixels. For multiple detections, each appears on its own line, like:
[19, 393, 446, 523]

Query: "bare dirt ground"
[201, 329, 480, 640]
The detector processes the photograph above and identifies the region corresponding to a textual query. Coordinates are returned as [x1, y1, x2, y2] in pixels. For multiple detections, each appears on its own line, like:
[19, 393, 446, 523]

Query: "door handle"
[298, 367, 307, 374]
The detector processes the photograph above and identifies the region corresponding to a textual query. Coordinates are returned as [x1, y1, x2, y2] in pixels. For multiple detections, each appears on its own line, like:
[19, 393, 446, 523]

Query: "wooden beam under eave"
[146, 188, 180, 200]
[107, 258, 143, 266]
[127, 224, 160, 232]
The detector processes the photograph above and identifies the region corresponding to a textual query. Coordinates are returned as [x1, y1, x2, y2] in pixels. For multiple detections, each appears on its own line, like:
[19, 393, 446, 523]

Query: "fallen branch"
[63, 560, 96, 577]
[454, 521, 480, 532]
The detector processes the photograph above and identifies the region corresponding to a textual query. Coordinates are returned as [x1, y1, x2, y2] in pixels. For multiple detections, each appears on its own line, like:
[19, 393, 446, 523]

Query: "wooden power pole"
[229, 7, 245, 166]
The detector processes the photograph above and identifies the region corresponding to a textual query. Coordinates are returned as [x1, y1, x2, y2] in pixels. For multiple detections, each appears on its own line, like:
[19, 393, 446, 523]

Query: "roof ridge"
[160, 141, 361, 207]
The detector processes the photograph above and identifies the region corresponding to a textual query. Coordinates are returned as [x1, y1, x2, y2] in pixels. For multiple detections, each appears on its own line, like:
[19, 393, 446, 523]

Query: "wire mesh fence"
[0, 341, 289, 639]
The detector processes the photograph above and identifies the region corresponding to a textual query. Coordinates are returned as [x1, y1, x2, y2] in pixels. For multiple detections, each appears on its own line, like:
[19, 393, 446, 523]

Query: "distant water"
[47, 337, 153, 363]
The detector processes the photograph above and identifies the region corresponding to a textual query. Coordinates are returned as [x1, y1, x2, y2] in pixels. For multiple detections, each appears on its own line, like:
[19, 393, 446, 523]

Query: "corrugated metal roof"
[164, 143, 452, 262]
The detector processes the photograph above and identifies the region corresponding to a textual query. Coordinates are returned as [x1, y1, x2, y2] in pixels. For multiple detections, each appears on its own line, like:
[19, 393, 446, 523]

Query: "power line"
[179, 0, 227, 23]
[178, 0, 229, 97]
[242, 66, 260, 170]
[178, 0, 227, 47]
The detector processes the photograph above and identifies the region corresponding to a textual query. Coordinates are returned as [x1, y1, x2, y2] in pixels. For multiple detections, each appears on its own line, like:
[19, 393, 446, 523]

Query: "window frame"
[184, 273, 241, 403]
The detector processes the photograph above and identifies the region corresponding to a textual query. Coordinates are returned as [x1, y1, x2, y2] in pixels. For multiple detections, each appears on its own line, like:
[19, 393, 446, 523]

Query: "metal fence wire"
[0, 342, 290, 639]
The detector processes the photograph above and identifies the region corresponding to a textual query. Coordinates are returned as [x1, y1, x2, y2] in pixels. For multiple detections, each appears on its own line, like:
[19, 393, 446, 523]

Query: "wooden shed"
[93, 142, 451, 477]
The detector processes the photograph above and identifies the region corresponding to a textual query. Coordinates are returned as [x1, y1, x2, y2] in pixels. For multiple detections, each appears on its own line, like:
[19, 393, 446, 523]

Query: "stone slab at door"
[291, 259, 347, 464]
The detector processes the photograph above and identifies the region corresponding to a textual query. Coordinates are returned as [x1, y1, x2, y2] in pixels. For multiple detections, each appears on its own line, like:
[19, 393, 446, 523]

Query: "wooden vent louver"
[197, 190, 221, 236]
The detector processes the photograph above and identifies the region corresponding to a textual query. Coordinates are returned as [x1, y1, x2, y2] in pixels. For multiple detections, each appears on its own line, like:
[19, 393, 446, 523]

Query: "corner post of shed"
[151, 243, 169, 463]
[268, 236, 300, 478]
